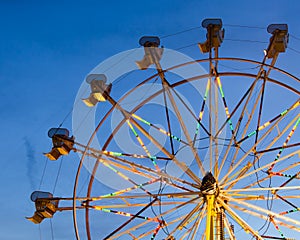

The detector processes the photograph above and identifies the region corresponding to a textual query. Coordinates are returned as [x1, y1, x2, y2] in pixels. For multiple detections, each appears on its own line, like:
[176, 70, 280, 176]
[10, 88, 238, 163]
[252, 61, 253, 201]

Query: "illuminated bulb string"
[89, 205, 159, 223]
[215, 76, 235, 135]
[97, 157, 155, 197]
[236, 101, 299, 145]
[151, 222, 162, 239]
[102, 150, 158, 160]
[126, 120, 160, 171]
[269, 216, 286, 239]
[193, 79, 210, 144]
[268, 116, 300, 172]
[132, 113, 182, 143]
[98, 178, 159, 199]
[279, 208, 300, 215]
[269, 172, 293, 178]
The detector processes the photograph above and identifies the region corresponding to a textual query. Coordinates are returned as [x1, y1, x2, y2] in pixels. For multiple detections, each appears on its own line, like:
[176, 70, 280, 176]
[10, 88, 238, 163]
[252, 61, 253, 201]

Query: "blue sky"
[1, 0, 300, 239]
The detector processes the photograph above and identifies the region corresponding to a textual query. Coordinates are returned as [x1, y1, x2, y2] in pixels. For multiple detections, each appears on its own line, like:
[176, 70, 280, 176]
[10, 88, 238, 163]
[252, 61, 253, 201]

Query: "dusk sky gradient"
[1, 1, 300, 239]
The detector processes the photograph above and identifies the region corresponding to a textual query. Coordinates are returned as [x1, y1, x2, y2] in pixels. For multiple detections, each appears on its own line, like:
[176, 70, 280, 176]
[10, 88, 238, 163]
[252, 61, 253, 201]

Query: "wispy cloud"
[24, 137, 37, 190]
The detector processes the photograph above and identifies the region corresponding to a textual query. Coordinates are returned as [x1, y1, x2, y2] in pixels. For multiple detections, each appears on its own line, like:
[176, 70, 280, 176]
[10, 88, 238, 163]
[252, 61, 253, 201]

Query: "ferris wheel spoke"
[254, 72, 268, 154]
[132, 121, 201, 184]
[102, 149, 171, 161]
[216, 84, 256, 180]
[235, 100, 299, 146]
[228, 203, 300, 235]
[85, 201, 186, 209]
[85, 153, 156, 182]
[208, 77, 214, 174]
[227, 83, 265, 176]
[91, 152, 200, 190]
[227, 149, 300, 190]
[109, 196, 200, 239]
[215, 75, 236, 137]
[99, 178, 161, 199]
[182, 203, 205, 230]
[169, 82, 215, 174]
[129, 115, 202, 185]
[93, 156, 159, 198]
[216, 75, 263, 180]
[64, 192, 300, 207]
[155, 59, 207, 176]
[131, 113, 187, 145]
[219, 111, 298, 186]
[108, 218, 150, 239]
[180, 205, 206, 240]
[229, 203, 270, 222]
[101, 157, 158, 180]
[105, 93, 204, 185]
[119, 193, 198, 202]
[193, 79, 210, 146]
[162, 78, 206, 176]
[167, 202, 203, 237]
[243, 160, 300, 190]
[222, 153, 293, 189]
[268, 115, 300, 172]
[231, 59, 267, 139]
[126, 120, 161, 171]
[253, 113, 300, 166]
[227, 194, 300, 202]
[269, 215, 290, 239]
[169, 80, 221, 175]
[169, 81, 212, 138]
[217, 198, 264, 239]
[83, 192, 201, 202]
[122, 214, 183, 240]
[213, 76, 220, 176]
[136, 221, 163, 239]
[103, 198, 158, 239]
[75, 130, 179, 163]
[255, 142, 300, 154]
[97, 153, 165, 180]
[161, 76, 176, 156]
[221, 185, 300, 193]
[272, 192, 299, 209]
[221, 193, 265, 201]
[273, 172, 300, 196]
[95, 155, 159, 182]
[155, 198, 203, 239]
[223, 195, 300, 227]
[279, 206, 300, 216]
[87, 205, 160, 223]
[243, 174, 271, 189]
[224, 161, 254, 189]
[214, 77, 256, 140]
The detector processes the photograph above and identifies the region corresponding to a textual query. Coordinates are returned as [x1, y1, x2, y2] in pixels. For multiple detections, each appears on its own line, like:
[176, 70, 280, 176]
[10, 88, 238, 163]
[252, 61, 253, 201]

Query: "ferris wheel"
[27, 19, 300, 240]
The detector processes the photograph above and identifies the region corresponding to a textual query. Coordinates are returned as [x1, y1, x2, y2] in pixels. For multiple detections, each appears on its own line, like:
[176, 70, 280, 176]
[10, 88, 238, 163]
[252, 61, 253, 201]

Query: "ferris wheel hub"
[200, 172, 218, 196]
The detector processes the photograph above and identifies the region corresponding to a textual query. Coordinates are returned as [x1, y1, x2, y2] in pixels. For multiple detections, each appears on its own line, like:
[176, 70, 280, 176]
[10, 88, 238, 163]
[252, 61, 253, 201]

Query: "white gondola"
[82, 74, 112, 107]
[136, 36, 164, 70]
[44, 128, 74, 160]
[26, 191, 58, 224]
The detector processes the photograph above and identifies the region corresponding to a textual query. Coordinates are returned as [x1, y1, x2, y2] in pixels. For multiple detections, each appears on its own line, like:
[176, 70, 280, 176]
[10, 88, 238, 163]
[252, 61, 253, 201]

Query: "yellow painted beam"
[206, 195, 215, 240]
